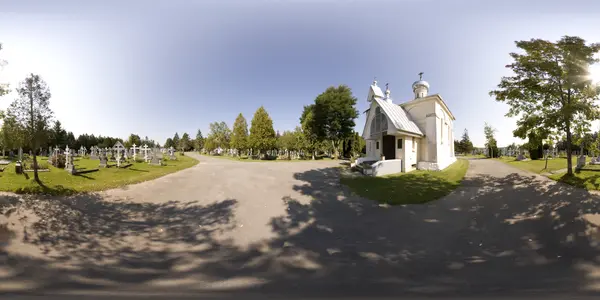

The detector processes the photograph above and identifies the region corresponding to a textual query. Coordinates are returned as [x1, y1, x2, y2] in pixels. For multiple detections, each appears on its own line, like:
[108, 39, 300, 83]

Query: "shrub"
[50, 154, 66, 168]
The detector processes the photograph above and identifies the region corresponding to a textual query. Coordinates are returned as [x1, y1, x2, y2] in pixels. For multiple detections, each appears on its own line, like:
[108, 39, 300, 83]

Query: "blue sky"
[1, 0, 600, 147]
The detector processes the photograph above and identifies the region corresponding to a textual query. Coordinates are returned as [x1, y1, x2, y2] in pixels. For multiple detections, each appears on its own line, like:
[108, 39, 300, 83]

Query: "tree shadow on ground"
[2, 166, 600, 298]
[191, 167, 600, 297]
[1, 193, 238, 294]
[13, 180, 78, 196]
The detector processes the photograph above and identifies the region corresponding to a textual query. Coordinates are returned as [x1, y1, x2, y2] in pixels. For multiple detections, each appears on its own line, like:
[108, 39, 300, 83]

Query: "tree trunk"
[28, 82, 40, 182]
[566, 123, 573, 175]
[544, 150, 549, 170]
[332, 140, 339, 159]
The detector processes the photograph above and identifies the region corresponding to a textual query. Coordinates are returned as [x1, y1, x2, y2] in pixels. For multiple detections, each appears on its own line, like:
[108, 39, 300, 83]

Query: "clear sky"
[1, 0, 600, 147]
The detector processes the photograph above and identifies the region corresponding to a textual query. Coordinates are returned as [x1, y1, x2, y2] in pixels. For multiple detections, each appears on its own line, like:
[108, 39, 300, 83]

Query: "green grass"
[201, 154, 335, 162]
[457, 154, 486, 158]
[549, 164, 600, 190]
[340, 159, 469, 205]
[0, 155, 199, 195]
[494, 156, 586, 174]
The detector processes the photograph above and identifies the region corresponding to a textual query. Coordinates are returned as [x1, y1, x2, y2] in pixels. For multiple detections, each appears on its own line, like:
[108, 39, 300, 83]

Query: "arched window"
[370, 106, 388, 137]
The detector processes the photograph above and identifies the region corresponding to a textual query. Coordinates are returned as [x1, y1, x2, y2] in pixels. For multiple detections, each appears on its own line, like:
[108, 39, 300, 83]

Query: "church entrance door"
[382, 135, 396, 160]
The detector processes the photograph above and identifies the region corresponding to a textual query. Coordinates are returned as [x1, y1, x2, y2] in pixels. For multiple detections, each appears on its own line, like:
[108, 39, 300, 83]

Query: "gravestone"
[113, 141, 125, 159]
[132, 144, 138, 161]
[142, 144, 149, 162]
[516, 152, 526, 161]
[99, 152, 108, 168]
[168, 147, 176, 160]
[18, 148, 23, 162]
[65, 149, 75, 171]
[115, 149, 124, 167]
[149, 148, 162, 166]
[577, 155, 587, 169]
[90, 146, 98, 160]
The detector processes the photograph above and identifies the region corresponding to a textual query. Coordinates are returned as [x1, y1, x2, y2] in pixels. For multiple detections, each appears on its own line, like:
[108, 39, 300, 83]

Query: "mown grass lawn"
[340, 159, 469, 205]
[202, 154, 335, 162]
[549, 164, 600, 190]
[495, 156, 585, 174]
[0, 155, 199, 195]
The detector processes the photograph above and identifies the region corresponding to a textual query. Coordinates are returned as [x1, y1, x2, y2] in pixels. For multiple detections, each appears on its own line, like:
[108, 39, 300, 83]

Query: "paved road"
[1, 154, 600, 299]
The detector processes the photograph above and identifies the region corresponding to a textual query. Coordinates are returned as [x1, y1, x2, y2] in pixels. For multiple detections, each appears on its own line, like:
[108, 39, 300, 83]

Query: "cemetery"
[0, 143, 198, 195]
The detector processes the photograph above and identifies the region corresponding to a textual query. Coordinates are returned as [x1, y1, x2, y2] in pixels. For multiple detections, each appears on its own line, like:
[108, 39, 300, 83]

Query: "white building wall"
[403, 136, 419, 172]
[434, 102, 457, 170]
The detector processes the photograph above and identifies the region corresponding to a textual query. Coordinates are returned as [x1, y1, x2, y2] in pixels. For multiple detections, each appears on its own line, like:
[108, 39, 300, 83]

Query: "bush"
[528, 145, 544, 160]
[50, 154, 66, 168]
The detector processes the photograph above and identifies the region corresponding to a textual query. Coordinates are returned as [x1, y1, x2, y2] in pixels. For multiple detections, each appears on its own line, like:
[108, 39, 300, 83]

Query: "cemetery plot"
[0, 152, 199, 195]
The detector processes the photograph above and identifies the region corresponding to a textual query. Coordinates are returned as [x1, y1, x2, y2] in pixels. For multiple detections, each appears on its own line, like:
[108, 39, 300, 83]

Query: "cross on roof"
[418, 72, 424, 80]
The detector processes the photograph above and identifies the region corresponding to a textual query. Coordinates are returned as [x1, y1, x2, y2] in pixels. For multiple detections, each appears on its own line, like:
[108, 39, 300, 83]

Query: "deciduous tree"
[490, 36, 600, 175]
[310, 85, 359, 158]
[5, 74, 54, 181]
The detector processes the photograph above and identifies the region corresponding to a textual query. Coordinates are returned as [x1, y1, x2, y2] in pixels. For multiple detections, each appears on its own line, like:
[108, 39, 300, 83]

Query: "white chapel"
[357, 74, 456, 175]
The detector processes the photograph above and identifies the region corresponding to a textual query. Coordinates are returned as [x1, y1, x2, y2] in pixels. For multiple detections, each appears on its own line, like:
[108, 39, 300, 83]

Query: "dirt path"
[1, 156, 600, 298]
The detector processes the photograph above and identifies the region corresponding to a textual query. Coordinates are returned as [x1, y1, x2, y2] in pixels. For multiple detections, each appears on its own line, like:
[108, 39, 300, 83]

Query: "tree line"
[196, 85, 365, 160]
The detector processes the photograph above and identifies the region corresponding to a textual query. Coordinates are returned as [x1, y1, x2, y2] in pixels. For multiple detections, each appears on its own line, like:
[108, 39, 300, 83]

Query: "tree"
[204, 136, 216, 153]
[1, 113, 25, 152]
[125, 133, 142, 148]
[179, 132, 191, 152]
[513, 115, 550, 160]
[459, 129, 474, 154]
[195, 129, 204, 151]
[310, 85, 359, 158]
[208, 121, 231, 149]
[278, 130, 297, 159]
[248, 106, 276, 156]
[5, 74, 54, 181]
[172, 133, 180, 149]
[349, 131, 365, 158]
[300, 105, 319, 160]
[164, 138, 174, 149]
[49, 120, 67, 148]
[484, 122, 497, 158]
[0, 43, 9, 97]
[490, 36, 600, 175]
[231, 113, 249, 156]
[66, 131, 76, 148]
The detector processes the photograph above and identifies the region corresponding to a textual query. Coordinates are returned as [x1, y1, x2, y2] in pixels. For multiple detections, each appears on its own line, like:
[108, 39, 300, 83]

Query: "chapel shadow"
[185, 167, 600, 297]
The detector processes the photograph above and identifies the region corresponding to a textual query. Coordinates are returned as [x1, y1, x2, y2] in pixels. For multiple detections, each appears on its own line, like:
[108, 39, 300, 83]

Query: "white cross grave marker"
[132, 144, 138, 160]
[143, 144, 149, 162]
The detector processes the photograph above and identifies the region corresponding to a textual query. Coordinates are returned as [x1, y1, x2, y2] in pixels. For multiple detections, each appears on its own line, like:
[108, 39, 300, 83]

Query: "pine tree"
[195, 129, 204, 151]
[172, 133, 180, 149]
[459, 128, 474, 155]
[249, 106, 276, 157]
[179, 132, 191, 151]
[231, 113, 249, 156]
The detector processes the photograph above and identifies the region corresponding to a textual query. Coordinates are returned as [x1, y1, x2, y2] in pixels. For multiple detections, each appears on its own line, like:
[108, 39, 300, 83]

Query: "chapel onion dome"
[412, 80, 430, 91]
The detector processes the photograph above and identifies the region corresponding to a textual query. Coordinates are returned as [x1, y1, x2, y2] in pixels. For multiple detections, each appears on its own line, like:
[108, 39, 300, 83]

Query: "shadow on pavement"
[2, 166, 600, 298]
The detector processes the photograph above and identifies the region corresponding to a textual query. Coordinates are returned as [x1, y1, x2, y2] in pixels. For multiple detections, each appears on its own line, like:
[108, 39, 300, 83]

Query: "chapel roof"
[373, 97, 423, 136]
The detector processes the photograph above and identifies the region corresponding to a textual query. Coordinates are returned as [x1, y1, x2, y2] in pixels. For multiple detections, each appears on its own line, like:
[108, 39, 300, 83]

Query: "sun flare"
[590, 64, 600, 84]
